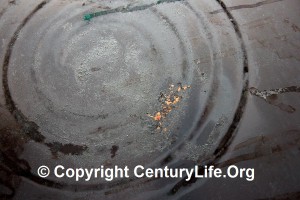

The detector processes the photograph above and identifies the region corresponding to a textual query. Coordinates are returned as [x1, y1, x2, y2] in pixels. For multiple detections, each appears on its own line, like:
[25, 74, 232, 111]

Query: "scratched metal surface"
[0, 0, 299, 199]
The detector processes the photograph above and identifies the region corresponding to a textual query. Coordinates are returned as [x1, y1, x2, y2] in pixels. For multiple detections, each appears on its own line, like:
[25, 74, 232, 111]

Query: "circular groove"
[1, 0, 249, 197]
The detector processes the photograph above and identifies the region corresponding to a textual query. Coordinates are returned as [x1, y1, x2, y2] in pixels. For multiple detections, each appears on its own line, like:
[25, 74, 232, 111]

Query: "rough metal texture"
[0, 0, 299, 199]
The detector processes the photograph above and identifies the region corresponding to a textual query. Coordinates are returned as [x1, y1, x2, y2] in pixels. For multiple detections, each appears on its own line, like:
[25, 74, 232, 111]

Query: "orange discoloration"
[153, 112, 162, 121]
[147, 83, 191, 131]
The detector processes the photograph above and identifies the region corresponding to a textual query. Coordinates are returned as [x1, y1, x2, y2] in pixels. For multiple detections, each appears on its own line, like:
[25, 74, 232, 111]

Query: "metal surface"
[0, 0, 299, 199]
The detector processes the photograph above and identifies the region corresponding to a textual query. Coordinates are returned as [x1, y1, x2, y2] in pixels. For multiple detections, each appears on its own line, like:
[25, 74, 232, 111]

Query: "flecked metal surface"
[0, 0, 299, 199]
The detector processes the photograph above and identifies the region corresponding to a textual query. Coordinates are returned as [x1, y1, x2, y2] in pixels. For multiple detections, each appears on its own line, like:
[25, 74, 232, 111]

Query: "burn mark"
[1, 0, 89, 163]
[2, 1, 46, 113]
[210, 0, 284, 14]
[2, 1, 47, 143]
[0, 113, 97, 193]
[110, 145, 119, 158]
[169, 0, 250, 194]
[16, 117, 45, 143]
[249, 86, 300, 113]
[45, 142, 88, 158]
[147, 83, 190, 131]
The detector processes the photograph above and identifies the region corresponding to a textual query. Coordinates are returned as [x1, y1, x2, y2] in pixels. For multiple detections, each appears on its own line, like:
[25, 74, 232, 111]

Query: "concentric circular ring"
[1, 0, 248, 198]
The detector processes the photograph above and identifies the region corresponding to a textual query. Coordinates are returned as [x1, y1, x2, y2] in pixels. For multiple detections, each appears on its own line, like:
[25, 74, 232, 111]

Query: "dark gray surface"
[0, 0, 299, 199]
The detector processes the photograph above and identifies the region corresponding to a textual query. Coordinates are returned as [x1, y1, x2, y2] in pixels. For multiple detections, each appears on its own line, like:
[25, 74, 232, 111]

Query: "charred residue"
[110, 145, 119, 158]
[249, 86, 300, 113]
[147, 83, 190, 131]
[45, 142, 88, 158]
[210, 0, 284, 14]
[1, 8, 41, 187]
[1, 0, 88, 160]
[169, 0, 250, 194]
[1, 1, 47, 143]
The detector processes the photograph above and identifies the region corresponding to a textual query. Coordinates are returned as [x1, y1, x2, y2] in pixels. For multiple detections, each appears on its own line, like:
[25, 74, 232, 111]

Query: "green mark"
[83, 10, 112, 21]
[83, 13, 94, 21]
[83, 0, 182, 21]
